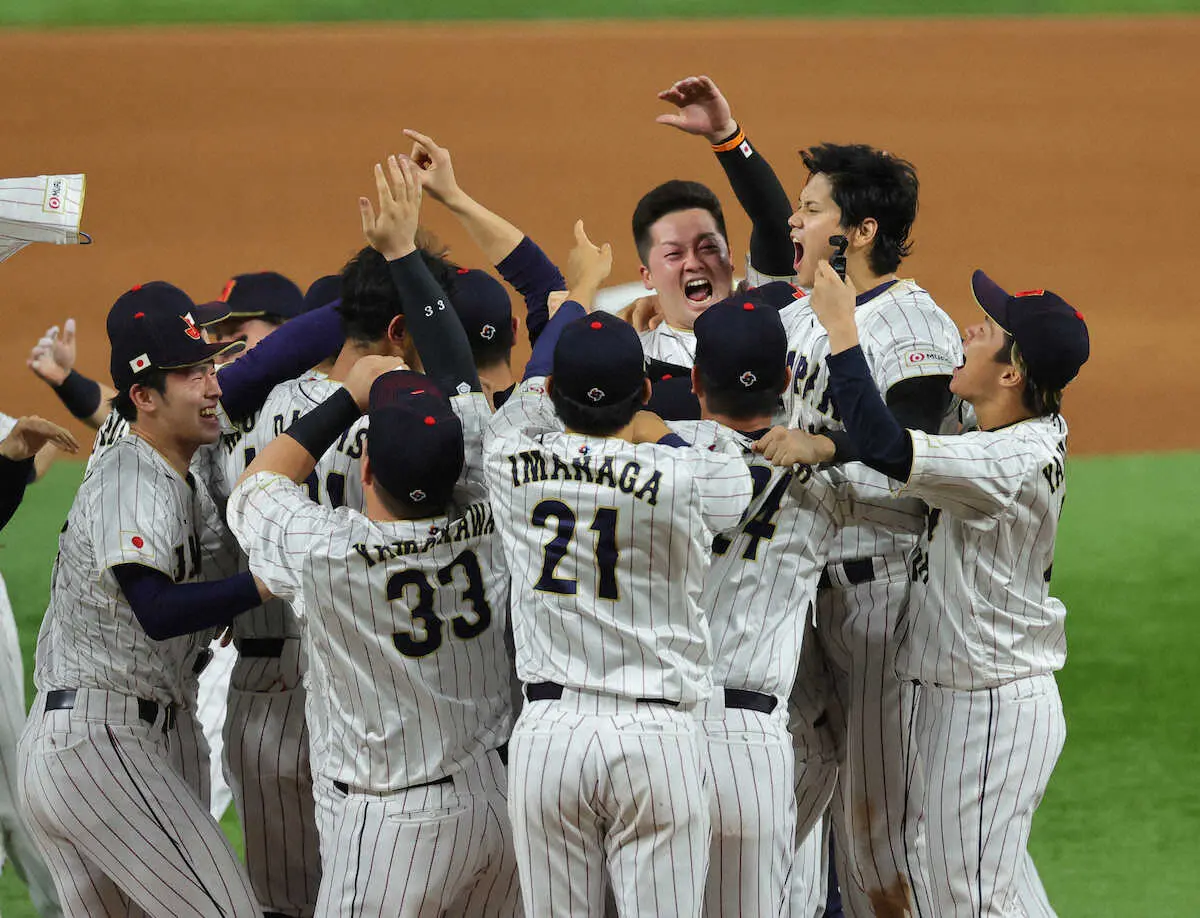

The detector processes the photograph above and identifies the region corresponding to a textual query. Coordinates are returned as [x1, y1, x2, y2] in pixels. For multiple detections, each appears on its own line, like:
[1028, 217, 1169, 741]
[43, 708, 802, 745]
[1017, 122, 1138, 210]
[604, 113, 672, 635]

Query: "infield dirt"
[2, 17, 1197, 454]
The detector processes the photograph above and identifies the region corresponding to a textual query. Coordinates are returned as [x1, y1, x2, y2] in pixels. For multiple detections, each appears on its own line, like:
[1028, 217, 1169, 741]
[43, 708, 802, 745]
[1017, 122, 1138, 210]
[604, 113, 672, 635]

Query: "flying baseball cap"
[366, 370, 464, 511]
[303, 274, 341, 313]
[552, 311, 646, 408]
[108, 282, 245, 393]
[218, 271, 306, 320]
[970, 270, 1090, 390]
[449, 268, 513, 351]
[694, 294, 789, 395]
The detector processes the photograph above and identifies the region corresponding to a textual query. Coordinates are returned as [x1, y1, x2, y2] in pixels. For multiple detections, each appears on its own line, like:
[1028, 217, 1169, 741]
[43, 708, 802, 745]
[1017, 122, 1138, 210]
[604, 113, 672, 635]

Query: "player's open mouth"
[200, 407, 217, 419]
[683, 277, 713, 304]
[793, 241, 804, 271]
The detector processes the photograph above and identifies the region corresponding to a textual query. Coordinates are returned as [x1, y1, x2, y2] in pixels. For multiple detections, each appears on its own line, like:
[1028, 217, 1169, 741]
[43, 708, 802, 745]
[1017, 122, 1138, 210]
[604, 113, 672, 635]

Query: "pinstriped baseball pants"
[508, 691, 710, 918]
[17, 688, 260, 917]
[907, 675, 1065, 918]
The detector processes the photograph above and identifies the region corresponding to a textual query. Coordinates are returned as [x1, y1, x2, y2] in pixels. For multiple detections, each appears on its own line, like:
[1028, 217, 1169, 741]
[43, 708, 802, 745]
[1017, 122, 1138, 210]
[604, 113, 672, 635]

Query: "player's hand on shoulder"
[752, 425, 834, 468]
[27, 318, 77, 386]
[403, 129, 463, 207]
[565, 219, 613, 310]
[360, 153, 423, 261]
[0, 415, 79, 462]
[655, 75, 738, 144]
[628, 409, 671, 445]
[252, 575, 275, 603]
[617, 294, 663, 333]
[343, 355, 411, 411]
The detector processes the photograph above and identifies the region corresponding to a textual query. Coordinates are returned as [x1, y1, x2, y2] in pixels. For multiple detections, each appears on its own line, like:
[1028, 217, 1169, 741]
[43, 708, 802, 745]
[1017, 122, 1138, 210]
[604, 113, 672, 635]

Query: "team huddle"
[5, 76, 1089, 918]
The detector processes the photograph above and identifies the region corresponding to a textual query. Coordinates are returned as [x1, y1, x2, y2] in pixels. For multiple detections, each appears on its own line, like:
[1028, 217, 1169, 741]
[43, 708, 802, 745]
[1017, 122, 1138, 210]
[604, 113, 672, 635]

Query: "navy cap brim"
[158, 339, 245, 370]
[970, 270, 1012, 332]
[192, 301, 233, 326]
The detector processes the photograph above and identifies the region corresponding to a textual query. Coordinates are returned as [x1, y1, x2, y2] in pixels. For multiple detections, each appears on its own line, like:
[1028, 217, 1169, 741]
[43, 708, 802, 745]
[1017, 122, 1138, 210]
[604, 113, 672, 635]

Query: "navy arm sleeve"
[824, 346, 914, 481]
[524, 301, 587, 380]
[826, 374, 952, 462]
[113, 564, 262, 641]
[217, 302, 345, 421]
[712, 130, 796, 278]
[388, 250, 481, 395]
[0, 456, 34, 531]
[495, 236, 566, 346]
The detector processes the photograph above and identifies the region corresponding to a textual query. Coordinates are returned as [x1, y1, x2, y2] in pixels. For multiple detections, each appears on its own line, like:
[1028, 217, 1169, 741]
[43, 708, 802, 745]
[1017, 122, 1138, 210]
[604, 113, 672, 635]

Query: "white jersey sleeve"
[93, 447, 191, 578]
[227, 472, 337, 609]
[639, 324, 696, 367]
[486, 377, 563, 441]
[858, 281, 962, 394]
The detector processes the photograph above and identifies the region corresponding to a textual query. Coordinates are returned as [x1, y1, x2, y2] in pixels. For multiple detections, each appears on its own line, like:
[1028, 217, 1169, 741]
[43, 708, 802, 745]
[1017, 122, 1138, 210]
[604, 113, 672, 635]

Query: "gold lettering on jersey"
[505, 448, 662, 506]
[352, 501, 494, 567]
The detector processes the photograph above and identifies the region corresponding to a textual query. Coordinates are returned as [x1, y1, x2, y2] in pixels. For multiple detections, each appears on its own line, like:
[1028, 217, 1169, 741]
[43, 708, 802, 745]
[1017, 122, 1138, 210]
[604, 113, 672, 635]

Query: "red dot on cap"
[662, 373, 673, 380]
[590, 321, 603, 329]
[424, 416, 436, 426]
[456, 268, 470, 275]
[131, 284, 143, 291]
[133, 312, 145, 319]
[1074, 309, 1085, 320]
[743, 302, 755, 311]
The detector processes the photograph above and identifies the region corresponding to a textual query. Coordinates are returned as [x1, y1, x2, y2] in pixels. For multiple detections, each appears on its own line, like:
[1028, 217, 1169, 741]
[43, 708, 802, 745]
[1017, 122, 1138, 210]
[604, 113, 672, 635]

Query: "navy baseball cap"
[450, 268, 513, 350]
[552, 311, 646, 407]
[971, 270, 1090, 389]
[303, 274, 341, 313]
[108, 282, 244, 392]
[694, 294, 789, 395]
[366, 370, 464, 511]
[218, 271, 306, 320]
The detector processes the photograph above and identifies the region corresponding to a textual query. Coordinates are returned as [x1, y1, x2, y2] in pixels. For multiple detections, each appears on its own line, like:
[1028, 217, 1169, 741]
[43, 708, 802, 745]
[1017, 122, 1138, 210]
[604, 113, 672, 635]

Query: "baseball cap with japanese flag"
[108, 282, 245, 393]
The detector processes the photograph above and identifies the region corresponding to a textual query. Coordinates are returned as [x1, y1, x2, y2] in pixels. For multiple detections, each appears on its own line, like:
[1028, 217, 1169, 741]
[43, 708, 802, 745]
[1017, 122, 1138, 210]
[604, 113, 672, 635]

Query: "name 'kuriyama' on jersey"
[504, 448, 664, 506]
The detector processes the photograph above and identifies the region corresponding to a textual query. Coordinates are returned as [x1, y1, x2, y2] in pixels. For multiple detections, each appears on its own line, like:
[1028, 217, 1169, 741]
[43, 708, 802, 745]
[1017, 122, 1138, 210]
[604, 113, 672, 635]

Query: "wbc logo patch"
[409, 489, 427, 502]
[480, 324, 496, 341]
[587, 387, 605, 403]
[739, 371, 757, 388]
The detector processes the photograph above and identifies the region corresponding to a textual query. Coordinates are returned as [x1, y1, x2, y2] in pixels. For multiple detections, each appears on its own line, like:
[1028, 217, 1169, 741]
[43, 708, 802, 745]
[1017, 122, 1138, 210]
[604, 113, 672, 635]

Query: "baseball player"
[206, 270, 307, 355]
[667, 296, 851, 918]
[229, 153, 519, 917]
[1, 412, 76, 918]
[757, 262, 1089, 917]
[17, 282, 270, 917]
[484, 221, 753, 918]
[775, 143, 964, 917]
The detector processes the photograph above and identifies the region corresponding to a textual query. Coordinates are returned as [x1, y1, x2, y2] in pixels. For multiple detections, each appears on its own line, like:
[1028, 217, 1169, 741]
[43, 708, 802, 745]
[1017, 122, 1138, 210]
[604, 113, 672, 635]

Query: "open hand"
[655, 75, 737, 144]
[360, 155, 423, 261]
[0, 416, 79, 461]
[343, 355, 411, 411]
[404, 129, 462, 205]
[565, 220, 613, 309]
[28, 319, 77, 386]
[752, 425, 834, 467]
[810, 260, 859, 348]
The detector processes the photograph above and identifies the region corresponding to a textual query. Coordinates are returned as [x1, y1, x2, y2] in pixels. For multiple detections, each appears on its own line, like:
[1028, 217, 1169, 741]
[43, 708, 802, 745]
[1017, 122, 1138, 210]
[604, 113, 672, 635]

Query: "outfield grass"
[1, 0, 1199, 26]
[1, 451, 1197, 915]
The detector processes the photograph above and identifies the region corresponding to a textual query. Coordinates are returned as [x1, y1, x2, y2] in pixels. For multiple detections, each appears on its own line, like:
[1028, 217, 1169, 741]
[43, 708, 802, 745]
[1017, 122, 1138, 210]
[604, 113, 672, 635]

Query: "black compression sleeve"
[827, 374, 952, 462]
[113, 564, 261, 641]
[53, 370, 103, 420]
[284, 388, 360, 459]
[824, 347, 913, 481]
[712, 129, 796, 278]
[0, 456, 34, 531]
[387, 251, 481, 395]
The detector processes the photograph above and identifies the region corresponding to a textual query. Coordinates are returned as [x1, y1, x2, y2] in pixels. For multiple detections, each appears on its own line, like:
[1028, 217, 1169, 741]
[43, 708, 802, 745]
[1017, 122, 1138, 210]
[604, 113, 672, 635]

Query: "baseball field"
[2, 0, 1198, 915]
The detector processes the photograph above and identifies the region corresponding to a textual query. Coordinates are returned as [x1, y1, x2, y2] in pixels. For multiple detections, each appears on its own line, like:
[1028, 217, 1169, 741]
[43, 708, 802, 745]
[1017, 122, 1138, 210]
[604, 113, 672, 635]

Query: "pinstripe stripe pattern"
[908, 677, 1064, 917]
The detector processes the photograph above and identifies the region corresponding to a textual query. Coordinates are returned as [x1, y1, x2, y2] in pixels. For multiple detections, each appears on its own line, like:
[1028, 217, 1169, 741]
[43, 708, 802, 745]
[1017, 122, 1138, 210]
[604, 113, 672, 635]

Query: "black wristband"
[284, 387, 360, 459]
[825, 429, 859, 464]
[53, 370, 103, 420]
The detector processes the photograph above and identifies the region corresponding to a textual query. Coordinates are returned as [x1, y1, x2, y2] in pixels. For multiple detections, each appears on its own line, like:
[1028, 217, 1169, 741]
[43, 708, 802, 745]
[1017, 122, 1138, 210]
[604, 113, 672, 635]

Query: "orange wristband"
[711, 128, 747, 153]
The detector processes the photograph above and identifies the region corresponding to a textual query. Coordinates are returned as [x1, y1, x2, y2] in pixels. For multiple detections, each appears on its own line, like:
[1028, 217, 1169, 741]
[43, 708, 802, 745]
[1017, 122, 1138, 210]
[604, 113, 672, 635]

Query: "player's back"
[35, 435, 207, 707]
[484, 381, 752, 704]
[896, 415, 1071, 691]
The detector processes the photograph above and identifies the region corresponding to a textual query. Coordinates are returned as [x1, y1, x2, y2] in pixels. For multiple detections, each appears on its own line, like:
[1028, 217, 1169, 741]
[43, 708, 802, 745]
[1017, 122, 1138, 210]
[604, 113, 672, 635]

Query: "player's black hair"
[111, 368, 169, 422]
[695, 367, 785, 422]
[800, 143, 919, 276]
[632, 180, 728, 265]
[418, 250, 514, 370]
[337, 246, 404, 345]
[994, 333, 1064, 417]
[550, 386, 645, 437]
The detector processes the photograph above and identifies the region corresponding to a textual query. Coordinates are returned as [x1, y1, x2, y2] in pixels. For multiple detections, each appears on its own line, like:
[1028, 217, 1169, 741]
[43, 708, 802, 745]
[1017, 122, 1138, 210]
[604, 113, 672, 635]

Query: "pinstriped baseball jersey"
[778, 279, 963, 563]
[33, 435, 211, 707]
[639, 323, 696, 366]
[227, 393, 513, 790]
[484, 379, 753, 704]
[889, 415, 1071, 690]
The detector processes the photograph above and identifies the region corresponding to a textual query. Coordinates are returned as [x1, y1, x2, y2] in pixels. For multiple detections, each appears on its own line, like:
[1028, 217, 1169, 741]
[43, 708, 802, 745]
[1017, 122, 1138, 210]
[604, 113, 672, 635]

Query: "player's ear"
[640, 264, 655, 290]
[386, 314, 406, 346]
[639, 377, 652, 405]
[778, 365, 793, 396]
[690, 366, 702, 397]
[129, 383, 158, 415]
[851, 217, 878, 252]
[360, 446, 374, 488]
[544, 376, 555, 398]
[997, 361, 1024, 393]
[511, 316, 519, 337]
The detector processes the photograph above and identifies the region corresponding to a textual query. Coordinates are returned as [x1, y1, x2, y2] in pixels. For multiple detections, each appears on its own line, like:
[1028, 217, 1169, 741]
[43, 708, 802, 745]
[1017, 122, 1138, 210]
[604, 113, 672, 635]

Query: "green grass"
[2, 451, 1198, 915]
[1, 0, 1198, 27]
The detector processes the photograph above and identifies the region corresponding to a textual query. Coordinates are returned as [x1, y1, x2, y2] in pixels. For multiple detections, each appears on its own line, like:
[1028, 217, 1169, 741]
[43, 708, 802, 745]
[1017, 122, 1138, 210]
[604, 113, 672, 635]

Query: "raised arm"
[657, 75, 795, 280]
[407, 129, 566, 344]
